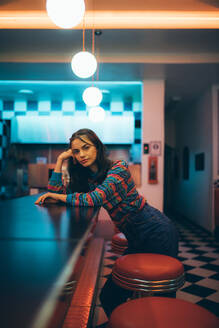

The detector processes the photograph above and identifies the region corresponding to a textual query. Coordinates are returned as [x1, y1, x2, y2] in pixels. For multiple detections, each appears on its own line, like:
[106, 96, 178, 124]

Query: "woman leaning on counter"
[35, 128, 179, 318]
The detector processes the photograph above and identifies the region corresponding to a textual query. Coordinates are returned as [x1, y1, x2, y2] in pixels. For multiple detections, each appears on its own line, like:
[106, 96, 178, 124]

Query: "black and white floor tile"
[92, 219, 219, 327]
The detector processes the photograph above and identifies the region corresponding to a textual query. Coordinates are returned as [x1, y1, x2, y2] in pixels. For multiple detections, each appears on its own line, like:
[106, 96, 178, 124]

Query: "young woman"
[35, 128, 179, 318]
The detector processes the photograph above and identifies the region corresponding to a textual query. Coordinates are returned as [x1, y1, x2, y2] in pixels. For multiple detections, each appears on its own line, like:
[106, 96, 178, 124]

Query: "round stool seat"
[108, 297, 219, 328]
[111, 233, 128, 254]
[114, 253, 183, 280]
[112, 233, 128, 246]
[112, 253, 185, 293]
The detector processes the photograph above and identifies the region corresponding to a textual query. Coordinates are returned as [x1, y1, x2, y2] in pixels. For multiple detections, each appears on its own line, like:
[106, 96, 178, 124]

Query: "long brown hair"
[67, 129, 112, 192]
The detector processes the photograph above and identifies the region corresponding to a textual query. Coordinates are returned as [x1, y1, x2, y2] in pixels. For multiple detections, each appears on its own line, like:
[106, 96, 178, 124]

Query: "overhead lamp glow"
[46, 0, 85, 29]
[82, 87, 102, 107]
[88, 106, 105, 122]
[18, 89, 34, 94]
[71, 51, 97, 78]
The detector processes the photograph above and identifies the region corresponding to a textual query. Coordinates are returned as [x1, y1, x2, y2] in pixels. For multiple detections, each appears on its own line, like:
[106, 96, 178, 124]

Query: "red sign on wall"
[148, 156, 158, 184]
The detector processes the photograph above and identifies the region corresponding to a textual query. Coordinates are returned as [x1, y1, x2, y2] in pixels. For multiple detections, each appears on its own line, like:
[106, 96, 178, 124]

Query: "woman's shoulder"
[109, 160, 129, 172]
[113, 159, 128, 167]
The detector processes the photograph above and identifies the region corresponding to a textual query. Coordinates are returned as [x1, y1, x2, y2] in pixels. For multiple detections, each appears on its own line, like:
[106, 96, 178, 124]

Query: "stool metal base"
[112, 270, 185, 293]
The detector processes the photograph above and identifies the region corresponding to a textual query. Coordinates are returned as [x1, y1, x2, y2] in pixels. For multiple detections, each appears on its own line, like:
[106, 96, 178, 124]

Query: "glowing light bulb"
[71, 51, 97, 78]
[46, 0, 85, 29]
[88, 106, 105, 122]
[82, 87, 102, 107]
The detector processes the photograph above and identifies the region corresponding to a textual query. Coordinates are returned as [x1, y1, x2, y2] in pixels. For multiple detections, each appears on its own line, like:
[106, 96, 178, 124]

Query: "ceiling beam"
[1, 10, 219, 29]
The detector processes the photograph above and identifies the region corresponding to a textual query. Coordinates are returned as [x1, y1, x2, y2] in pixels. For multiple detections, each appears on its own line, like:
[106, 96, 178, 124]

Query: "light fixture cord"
[92, 28, 95, 55]
[82, 10, 85, 51]
[91, 0, 95, 85]
[91, 28, 95, 87]
[92, 0, 95, 55]
[96, 27, 100, 82]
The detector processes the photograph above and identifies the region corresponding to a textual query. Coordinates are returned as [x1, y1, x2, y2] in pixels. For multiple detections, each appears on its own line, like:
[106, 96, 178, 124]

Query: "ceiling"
[1, 0, 219, 29]
[0, 0, 219, 111]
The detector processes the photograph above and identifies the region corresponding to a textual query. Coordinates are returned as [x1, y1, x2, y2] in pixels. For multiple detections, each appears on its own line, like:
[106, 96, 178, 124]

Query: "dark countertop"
[0, 194, 99, 328]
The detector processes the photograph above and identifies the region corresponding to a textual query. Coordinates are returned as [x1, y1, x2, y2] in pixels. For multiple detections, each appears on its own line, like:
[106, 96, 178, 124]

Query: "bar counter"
[0, 194, 99, 328]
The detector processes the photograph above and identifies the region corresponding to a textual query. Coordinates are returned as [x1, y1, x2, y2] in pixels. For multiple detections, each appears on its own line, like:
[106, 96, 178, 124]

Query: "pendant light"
[71, 51, 97, 79]
[81, 29, 102, 107]
[46, 0, 85, 29]
[71, 17, 97, 78]
[82, 86, 102, 106]
[87, 30, 105, 122]
[88, 106, 105, 122]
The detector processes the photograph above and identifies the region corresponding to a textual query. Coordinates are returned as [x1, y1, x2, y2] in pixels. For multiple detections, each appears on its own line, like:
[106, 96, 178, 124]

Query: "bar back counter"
[0, 194, 102, 328]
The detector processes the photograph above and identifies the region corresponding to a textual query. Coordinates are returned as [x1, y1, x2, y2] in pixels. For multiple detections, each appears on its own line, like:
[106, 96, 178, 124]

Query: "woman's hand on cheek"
[58, 149, 73, 161]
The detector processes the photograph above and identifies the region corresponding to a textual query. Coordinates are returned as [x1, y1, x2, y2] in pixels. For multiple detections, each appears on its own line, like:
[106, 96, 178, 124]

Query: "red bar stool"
[112, 253, 185, 296]
[107, 297, 219, 328]
[111, 233, 128, 254]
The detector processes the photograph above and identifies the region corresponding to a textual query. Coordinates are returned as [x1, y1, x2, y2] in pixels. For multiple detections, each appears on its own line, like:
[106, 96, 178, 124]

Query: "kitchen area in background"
[0, 81, 142, 200]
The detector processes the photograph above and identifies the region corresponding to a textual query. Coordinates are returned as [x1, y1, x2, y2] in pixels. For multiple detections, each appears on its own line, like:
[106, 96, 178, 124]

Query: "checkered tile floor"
[92, 219, 219, 327]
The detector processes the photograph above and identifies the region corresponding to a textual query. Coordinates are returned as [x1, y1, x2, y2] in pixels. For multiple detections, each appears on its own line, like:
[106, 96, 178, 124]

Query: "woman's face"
[71, 136, 98, 172]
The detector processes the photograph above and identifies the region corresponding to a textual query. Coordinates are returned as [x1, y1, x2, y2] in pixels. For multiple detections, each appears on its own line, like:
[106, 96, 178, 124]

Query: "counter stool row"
[108, 233, 219, 327]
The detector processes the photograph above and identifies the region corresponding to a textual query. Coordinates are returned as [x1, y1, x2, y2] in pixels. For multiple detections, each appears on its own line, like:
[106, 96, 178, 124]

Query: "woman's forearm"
[54, 157, 64, 173]
[54, 150, 73, 173]
[56, 193, 67, 202]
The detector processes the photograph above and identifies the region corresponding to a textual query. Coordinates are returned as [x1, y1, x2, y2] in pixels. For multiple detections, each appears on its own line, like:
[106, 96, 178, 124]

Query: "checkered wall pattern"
[1, 98, 142, 145]
[0, 119, 10, 175]
[0, 98, 142, 164]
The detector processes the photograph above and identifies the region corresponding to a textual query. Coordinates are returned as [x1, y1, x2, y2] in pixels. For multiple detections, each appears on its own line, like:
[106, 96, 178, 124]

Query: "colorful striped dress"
[48, 160, 146, 230]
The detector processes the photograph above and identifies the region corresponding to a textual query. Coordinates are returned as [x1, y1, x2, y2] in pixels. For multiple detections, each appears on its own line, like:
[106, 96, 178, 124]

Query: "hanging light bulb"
[88, 106, 105, 122]
[46, 0, 85, 29]
[82, 87, 102, 107]
[71, 51, 97, 78]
